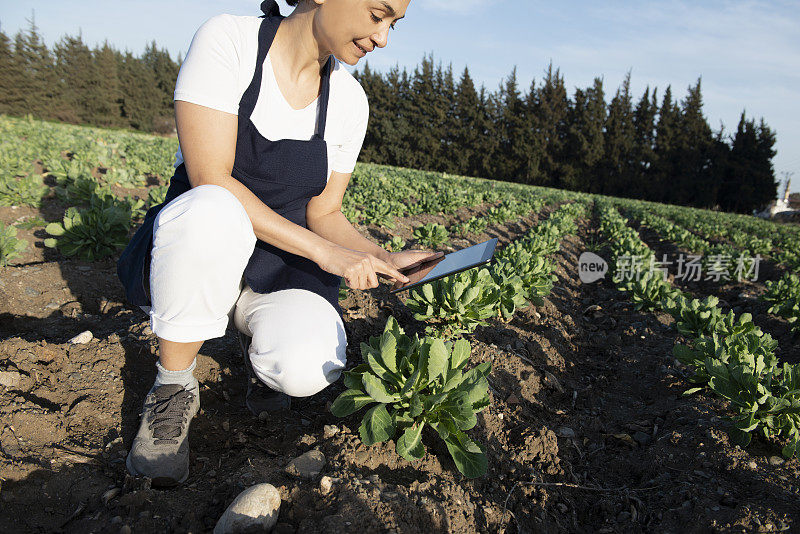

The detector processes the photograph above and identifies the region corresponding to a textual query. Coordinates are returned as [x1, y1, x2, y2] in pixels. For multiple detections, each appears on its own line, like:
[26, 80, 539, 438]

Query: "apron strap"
[259, 0, 281, 18]
[240, 2, 334, 136]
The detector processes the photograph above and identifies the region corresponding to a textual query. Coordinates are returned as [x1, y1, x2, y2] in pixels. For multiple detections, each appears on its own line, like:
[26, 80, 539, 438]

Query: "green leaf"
[396, 422, 426, 461]
[330, 389, 374, 417]
[379, 331, 398, 372]
[427, 339, 448, 384]
[443, 430, 488, 478]
[45, 222, 65, 236]
[342, 364, 370, 390]
[359, 404, 395, 446]
[450, 339, 470, 370]
[362, 372, 398, 403]
[409, 392, 423, 418]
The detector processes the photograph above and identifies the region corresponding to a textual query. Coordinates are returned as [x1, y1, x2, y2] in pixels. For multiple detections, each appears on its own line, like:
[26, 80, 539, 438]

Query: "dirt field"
[1, 201, 798, 534]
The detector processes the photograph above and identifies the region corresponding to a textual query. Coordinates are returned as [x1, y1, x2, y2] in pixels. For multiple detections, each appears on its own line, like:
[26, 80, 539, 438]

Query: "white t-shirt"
[172, 14, 369, 180]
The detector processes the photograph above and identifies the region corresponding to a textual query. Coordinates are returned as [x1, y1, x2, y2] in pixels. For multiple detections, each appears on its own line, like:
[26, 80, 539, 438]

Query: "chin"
[338, 53, 360, 67]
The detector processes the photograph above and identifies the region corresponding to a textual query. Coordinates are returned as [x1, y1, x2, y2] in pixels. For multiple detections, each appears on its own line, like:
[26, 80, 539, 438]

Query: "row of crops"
[1, 112, 798, 472]
[596, 202, 799, 458]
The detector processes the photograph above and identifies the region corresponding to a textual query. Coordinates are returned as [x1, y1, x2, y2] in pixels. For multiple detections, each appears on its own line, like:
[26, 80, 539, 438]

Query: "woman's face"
[314, 0, 410, 66]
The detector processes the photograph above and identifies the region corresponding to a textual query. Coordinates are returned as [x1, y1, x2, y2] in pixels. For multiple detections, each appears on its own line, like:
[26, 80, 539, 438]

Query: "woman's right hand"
[317, 245, 410, 290]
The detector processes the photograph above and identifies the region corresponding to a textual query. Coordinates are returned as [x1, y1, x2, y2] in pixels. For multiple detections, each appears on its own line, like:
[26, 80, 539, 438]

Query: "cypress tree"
[598, 72, 635, 196]
[631, 86, 658, 199]
[652, 85, 681, 202]
[530, 62, 569, 188]
[90, 42, 122, 127]
[0, 30, 26, 115]
[53, 33, 93, 123]
[563, 77, 606, 193]
[450, 67, 481, 176]
[676, 78, 716, 207]
[117, 49, 160, 131]
[495, 67, 529, 183]
[12, 17, 58, 118]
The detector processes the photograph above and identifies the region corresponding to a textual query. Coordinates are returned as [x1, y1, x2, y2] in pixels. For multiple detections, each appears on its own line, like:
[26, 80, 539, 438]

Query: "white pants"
[142, 184, 347, 397]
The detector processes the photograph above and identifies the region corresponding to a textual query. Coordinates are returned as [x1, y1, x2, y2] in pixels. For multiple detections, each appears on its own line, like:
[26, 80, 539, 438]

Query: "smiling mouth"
[354, 41, 370, 55]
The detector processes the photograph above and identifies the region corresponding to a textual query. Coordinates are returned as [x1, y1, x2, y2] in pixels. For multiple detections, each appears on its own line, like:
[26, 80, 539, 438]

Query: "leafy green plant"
[330, 317, 491, 477]
[661, 295, 723, 339]
[44, 200, 132, 260]
[0, 173, 49, 208]
[383, 235, 406, 253]
[14, 216, 47, 230]
[405, 268, 499, 339]
[148, 183, 169, 207]
[452, 217, 488, 238]
[762, 274, 800, 332]
[412, 223, 449, 249]
[0, 222, 28, 266]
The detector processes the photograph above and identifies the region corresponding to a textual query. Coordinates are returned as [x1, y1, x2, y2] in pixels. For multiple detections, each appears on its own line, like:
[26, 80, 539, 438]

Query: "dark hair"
[286, 0, 300, 5]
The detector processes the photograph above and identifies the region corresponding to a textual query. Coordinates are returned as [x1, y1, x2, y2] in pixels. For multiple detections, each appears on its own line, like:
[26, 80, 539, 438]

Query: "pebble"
[285, 450, 326, 479]
[119, 526, 131, 534]
[0, 371, 22, 388]
[107, 333, 120, 343]
[747, 460, 758, 470]
[69, 330, 93, 344]
[319, 476, 333, 495]
[102, 487, 121, 506]
[323, 425, 339, 439]
[24, 287, 40, 297]
[556, 427, 576, 438]
[214, 483, 281, 534]
[110, 516, 122, 525]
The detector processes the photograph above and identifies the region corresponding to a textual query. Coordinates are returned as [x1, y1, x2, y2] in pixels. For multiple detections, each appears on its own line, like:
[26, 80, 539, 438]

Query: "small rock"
[213, 483, 281, 534]
[323, 425, 339, 439]
[285, 450, 326, 479]
[297, 434, 316, 447]
[222, 420, 230, 432]
[69, 330, 93, 344]
[543, 371, 565, 393]
[107, 333, 120, 343]
[747, 460, 757, 470]
[768, 456, 785, 466]
[102, 487, 121, 506]
[633, 431, 652, 446]
[110, 516, 123, 525]
[556, 427, 575, 438]
[119, 526, 132, 534]
[319, 476, 333, 495]
[24, 287, 40, 297]
[506, 393, 520, 405]
[0, 371, 22, 388]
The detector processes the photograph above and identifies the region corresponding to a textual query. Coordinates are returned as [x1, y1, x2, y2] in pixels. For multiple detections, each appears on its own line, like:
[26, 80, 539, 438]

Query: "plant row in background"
[596, 202, 799, 458]
[405, 201, 587, 339]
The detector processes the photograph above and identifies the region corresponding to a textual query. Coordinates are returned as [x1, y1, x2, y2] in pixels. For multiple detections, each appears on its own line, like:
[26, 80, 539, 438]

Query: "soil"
[1, 199, 798, 534]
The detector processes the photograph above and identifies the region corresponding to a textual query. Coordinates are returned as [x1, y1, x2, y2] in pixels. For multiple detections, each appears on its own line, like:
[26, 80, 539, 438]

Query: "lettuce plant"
[330, 317, 491, 477]
[412, 223, 449, 249]
[44, 201, 131, 260]
[661, 295, 723, 339]
[0, 222, 27, 266]
[0, 173, 48, 208]
[382, 235, 406, 253]
[405, 268, 499, 339]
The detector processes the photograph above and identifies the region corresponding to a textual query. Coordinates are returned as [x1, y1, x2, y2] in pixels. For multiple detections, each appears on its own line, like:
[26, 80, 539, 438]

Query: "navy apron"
[117, 0, 342, 315]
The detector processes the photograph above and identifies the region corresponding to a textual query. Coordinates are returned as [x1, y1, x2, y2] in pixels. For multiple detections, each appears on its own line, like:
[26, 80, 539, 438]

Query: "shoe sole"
[126, 451, 188, 487]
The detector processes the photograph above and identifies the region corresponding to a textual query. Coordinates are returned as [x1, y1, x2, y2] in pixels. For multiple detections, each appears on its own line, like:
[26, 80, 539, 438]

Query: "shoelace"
[144, 387, 195, 445]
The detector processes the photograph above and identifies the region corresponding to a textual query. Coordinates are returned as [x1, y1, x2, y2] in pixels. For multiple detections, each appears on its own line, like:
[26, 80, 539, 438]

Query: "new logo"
[578, 252, 608, 283]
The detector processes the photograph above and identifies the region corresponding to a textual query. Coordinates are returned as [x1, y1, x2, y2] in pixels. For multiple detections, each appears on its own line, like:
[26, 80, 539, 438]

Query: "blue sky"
[3, 0, 799, 195]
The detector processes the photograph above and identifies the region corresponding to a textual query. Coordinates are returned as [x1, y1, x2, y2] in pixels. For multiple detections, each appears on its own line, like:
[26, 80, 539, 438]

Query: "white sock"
[147, 357, 199, 397]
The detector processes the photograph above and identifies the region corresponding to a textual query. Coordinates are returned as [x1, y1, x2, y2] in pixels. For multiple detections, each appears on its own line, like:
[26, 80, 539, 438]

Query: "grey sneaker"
[237, 331, 291, 414]
[126, 383, 199, 486]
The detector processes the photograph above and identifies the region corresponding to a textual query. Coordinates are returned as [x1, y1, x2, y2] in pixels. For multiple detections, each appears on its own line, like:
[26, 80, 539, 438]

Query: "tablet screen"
[390, 238, 498, 293]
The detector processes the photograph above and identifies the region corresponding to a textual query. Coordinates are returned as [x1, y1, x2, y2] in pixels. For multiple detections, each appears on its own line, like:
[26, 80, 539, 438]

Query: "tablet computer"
[390, 238, 499, 293]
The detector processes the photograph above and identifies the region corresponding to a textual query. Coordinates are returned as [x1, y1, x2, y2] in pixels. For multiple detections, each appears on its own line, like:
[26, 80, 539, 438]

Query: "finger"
[367, 269, 380, 289]
[373, 259, 410, 283]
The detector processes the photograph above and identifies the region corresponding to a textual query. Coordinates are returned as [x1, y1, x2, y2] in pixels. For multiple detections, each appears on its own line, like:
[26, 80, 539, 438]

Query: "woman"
[116, 0, 433, 486]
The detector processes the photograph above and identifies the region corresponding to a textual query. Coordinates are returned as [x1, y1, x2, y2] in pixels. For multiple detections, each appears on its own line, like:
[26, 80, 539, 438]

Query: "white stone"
[213, 483, 281, 534]
[0, 371, 22, 388]
[285, 450, 326, 479]
[319, 475, 333, 495]
[69, 330, 93, 344]
[322, 425, 339, 439]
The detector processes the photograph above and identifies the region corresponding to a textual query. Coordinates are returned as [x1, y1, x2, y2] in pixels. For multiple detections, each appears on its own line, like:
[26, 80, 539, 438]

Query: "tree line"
[0, 20, 777, 213]
[0, 20, 179, 133]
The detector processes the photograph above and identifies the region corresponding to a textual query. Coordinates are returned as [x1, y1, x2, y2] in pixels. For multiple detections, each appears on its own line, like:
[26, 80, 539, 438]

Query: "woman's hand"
[388, 249, 445, 271]
[317, 244, 410, 290]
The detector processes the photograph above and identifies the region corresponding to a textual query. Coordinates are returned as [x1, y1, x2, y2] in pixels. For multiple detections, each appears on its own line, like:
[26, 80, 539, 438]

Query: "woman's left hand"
[388, 249, 445, 271]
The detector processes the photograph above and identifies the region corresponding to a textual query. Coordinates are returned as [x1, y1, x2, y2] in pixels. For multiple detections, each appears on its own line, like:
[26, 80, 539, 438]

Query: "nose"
[371, 25, 390, 49]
